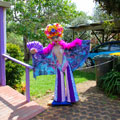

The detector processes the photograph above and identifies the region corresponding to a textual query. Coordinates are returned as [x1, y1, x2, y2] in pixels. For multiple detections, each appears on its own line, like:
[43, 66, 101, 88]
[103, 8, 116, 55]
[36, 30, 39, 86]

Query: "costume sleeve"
[32, 52, 56, 78]
[27, 41, 57, 78]
[65, 40, 90, 71]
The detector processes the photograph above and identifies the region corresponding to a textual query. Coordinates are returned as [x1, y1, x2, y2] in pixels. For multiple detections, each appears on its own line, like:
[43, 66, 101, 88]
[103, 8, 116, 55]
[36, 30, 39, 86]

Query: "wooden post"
[0, 7, 6, 86]
[72, 29, 74, 40]
[0, 2, 10, 85]
[92, 30, 102, 44]
[102, 30, 104, 43]
[26, 67, 30, 102]
[79, 30, 86, 39]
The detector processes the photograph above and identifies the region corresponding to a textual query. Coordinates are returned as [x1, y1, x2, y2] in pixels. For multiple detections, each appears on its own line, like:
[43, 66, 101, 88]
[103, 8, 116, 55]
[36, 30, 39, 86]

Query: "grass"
[22, 70, 96, 98]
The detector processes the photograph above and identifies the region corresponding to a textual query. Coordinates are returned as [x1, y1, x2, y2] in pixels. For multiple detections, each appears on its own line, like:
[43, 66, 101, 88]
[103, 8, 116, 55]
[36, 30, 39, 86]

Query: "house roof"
[68, 19, 120, 33]
[0, 1, 10, 8]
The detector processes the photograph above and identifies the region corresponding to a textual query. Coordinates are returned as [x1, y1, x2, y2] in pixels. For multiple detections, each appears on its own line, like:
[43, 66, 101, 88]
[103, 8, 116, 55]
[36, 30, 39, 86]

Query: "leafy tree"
[70, 11, 90, 26]
[4, 0, 79, 61]
[93, 5, 113, 22]
[92, 5, 119, 43]
[7, 32, 23, 51]
[94, 0, 120, 17]
[63, 11, 92, 42]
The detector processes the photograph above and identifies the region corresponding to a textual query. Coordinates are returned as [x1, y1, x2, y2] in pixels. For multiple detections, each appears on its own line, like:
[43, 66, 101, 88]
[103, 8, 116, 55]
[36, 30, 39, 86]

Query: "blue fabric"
[32, 52, 56, 78]
[54, 64, 79, 102]
[52, 100, 72, 106]
[65, 40, 90, 71]
[32, 40, 90, 78]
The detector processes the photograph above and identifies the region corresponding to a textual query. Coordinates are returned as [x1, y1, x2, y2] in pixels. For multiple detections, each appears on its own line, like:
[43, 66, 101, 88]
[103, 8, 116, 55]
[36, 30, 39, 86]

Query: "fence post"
[0, 2, 10, 86]
[0, 7, 6, 86]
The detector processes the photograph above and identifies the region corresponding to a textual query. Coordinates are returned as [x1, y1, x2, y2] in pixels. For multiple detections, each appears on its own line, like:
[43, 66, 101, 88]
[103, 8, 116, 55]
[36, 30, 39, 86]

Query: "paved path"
[31, 81, 120, 120]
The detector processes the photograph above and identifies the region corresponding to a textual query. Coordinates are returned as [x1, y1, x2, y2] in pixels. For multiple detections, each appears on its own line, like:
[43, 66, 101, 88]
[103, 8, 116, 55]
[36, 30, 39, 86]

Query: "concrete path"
[31, 81, 120, 120]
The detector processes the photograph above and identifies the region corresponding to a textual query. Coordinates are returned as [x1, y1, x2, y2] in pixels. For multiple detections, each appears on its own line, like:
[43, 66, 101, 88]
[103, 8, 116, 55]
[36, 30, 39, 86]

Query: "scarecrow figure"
[27, 23, 90, 106]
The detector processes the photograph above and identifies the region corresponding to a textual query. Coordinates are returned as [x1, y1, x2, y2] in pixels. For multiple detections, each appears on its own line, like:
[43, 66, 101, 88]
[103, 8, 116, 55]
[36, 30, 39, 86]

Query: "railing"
[0, 1, 32, 102]
[2, 54, 33, 102]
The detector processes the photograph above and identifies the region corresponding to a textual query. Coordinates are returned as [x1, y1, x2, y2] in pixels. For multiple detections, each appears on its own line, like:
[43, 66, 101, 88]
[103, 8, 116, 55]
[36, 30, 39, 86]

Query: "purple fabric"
[61, 72, 65, 102]
[57, 68, 62, 102]
[27, 41, 43, 54]
[67, 66, 75, 102]
[65, 71, 71, 102]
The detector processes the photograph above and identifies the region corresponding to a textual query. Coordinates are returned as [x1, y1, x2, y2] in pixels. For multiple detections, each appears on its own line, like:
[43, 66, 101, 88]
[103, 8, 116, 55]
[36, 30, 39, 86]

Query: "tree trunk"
[23, 36, 30, 62]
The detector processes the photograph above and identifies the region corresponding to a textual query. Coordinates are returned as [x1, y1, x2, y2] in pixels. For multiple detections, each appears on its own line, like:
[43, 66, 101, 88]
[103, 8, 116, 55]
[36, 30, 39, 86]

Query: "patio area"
[31, 80, 120, 120]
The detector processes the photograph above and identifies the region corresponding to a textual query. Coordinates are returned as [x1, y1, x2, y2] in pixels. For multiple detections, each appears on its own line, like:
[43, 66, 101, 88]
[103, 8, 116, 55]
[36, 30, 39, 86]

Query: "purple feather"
[27, 41, 43, 53]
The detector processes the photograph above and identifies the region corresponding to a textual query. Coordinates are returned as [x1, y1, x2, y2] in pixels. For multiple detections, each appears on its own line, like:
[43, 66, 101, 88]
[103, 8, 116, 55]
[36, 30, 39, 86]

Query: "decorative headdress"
[44, 23, 63, 39]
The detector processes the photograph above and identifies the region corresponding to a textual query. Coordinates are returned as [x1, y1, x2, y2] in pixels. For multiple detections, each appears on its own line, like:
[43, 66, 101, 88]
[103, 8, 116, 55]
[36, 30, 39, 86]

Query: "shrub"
[98, 69, 120, 96]
[6, 43, 24, 88]
[15, 82, 26, 94]
[7, 32, 23, 51]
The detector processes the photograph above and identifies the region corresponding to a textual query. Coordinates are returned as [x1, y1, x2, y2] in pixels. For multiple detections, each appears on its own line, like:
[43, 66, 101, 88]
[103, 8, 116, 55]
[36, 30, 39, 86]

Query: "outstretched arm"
[43, 42, 55, 54]
[58, 38, 82, 49]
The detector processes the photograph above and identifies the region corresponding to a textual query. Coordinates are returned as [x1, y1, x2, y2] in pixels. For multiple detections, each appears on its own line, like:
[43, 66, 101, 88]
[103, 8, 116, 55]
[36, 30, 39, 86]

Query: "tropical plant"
[98, 69, 120, 96]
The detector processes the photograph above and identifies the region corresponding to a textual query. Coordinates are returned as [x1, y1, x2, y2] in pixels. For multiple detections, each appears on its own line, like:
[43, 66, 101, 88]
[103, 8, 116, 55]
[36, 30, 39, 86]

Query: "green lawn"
[22, 70, 95, 98]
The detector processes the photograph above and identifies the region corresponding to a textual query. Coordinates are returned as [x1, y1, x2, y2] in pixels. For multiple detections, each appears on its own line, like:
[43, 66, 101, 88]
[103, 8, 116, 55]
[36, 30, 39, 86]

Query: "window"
[97, 44, 109, 52]
[110, 43, 120, 51]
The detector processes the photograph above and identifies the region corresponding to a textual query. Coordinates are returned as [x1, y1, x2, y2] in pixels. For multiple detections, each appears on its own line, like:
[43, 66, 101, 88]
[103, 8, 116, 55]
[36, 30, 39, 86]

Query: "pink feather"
[43, 38, 82, 54]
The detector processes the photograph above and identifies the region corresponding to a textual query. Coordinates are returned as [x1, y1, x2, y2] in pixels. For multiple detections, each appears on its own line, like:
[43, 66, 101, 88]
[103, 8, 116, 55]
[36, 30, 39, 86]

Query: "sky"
[71, 0, 96, 16]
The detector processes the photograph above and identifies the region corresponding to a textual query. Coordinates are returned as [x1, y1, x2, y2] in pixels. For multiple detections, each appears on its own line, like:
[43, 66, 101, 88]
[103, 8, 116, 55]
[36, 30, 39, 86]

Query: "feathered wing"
[27, 41, 57, 78]
[65, 40, 90, 71]
[27, 39, 90, 78]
